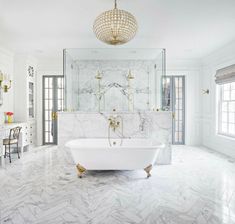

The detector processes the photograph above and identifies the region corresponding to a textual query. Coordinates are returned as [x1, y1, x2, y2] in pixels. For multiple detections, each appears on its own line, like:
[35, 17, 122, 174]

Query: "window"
[218, 82, 235, 138]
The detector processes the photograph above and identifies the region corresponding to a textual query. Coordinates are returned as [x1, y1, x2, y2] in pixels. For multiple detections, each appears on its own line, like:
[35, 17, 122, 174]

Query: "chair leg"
[8, 144, 11, 163]
[16, 142, 20, 159]
[4, 145, 6, 158]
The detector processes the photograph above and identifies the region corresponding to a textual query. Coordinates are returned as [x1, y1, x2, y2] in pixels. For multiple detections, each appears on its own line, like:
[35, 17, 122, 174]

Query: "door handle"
[52, 112, 58, 120]
[52, 112, 55, 120]
[172, 112, 175, 120]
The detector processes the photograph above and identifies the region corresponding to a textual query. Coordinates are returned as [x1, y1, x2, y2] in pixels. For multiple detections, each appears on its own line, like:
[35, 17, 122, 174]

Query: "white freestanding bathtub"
[65, 138, 164, 178]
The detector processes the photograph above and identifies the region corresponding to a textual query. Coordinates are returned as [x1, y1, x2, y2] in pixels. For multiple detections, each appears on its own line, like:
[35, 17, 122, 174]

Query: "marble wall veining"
[58, 111, 172, 165]
[65, 52, 80, 111]
[65, 60, 163, 112]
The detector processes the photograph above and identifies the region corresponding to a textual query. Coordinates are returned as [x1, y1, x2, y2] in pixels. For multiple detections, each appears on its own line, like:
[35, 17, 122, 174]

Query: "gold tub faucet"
[108, 114, 124, 147]
[108, 116, 120, 132]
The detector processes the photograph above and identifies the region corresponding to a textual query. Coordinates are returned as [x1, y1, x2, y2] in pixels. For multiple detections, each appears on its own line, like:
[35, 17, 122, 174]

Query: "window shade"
[215, 64, 235, 84]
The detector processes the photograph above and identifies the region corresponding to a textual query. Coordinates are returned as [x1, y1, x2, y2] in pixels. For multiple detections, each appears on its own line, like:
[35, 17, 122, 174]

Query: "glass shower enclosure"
[63, 48, 166, 112]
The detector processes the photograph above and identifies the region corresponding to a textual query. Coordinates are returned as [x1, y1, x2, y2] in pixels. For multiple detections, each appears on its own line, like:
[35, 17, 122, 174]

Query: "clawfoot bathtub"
[65, 139, 164, 178]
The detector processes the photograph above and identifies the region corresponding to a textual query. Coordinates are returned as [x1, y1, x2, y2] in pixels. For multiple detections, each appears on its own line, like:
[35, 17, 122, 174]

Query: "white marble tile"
[0, 146, 235, 223]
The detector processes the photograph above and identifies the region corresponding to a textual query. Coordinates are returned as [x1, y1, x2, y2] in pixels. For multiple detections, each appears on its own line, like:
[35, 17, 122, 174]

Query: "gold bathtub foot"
[76, 164, 86, 178]
[144, 164, 153, 178]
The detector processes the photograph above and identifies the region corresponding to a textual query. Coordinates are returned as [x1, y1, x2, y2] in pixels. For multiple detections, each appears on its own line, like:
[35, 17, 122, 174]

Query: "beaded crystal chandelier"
[93, 0, 138, 45]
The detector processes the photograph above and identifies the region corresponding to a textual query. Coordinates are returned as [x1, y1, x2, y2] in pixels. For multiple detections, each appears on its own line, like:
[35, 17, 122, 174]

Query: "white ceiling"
[0, 0, 235, 62]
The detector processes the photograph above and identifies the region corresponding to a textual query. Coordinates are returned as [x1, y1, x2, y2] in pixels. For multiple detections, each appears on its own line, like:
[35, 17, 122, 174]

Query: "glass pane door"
[43, 76, 64, 144]
[172, 76, 185, 144]
[162, 76, 185, 144]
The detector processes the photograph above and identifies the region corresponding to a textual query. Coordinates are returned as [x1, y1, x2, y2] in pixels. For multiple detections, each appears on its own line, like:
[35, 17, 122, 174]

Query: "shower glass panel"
[63, 48, 166, 112]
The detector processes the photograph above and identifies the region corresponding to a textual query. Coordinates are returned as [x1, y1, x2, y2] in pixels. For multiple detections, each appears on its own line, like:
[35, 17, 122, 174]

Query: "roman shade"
[215, 64, 235, 84]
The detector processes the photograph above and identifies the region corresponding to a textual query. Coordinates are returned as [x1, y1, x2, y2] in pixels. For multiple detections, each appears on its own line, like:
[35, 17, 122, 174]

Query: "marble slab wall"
[58, 111, 172, 165]
[65, 60, 163, 111]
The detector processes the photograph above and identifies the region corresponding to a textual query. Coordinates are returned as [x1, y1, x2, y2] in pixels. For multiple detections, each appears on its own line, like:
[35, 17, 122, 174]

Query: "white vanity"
[0, 55, 38, 168]
[0, 121, 35, 167]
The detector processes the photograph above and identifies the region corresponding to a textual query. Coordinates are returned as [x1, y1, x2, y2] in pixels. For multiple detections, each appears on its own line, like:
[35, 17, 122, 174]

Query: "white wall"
[0, 47, 14, 123]
[201, 40, 235, 158]
[167, 58, 202, 146]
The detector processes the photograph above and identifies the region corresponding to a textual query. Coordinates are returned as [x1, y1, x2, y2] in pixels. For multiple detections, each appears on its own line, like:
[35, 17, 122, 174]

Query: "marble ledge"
[58, 111, 172, 115]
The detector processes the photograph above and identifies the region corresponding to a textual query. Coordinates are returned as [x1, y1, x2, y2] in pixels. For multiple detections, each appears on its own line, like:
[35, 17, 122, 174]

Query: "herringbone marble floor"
[0, 145, 235, 224]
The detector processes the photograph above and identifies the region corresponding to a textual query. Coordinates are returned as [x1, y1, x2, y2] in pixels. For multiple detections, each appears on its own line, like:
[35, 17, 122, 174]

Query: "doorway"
[162, 76, 185, 144]
[43, 76, 64, 144]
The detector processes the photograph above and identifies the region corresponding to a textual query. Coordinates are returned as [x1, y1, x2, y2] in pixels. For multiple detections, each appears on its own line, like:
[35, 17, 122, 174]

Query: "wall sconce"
[202, 89, 209, 95]
[0, 70, 12, 93]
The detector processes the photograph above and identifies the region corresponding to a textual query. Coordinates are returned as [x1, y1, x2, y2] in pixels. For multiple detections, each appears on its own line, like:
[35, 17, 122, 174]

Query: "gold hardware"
[127, 70, 134, 80]
[0, 71, 12, 93]
[52, 112, 57, 120]
[95, 71, 103, 112]
[144, 164, 153, 178]
[127, 70, 134, 111]
[108, 114, 123, 147]
[76, 163, 86, 178]
[3, 80, 12, 93]
[0, 80, 12, 93]
[108, 116, 120, 132]
[51, 112, 54, 120]
[95, 71, 103, 80]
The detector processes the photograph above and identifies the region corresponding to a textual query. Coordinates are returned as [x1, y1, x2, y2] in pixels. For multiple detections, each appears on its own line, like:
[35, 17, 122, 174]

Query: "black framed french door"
[162, 76, 185, 144]
[43, 76, 64, 145]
